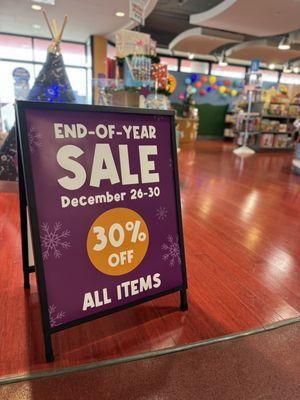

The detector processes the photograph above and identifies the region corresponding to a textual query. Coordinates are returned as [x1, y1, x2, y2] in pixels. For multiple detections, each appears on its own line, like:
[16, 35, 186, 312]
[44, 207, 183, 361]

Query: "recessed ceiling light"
[188, 53, 194, 60]
[219, 60, 228, 67]
[31, 4, 42, 10]
[268, 63, 276, 70]
[293, 66, 300, 73]
[115, 11, 125, 17]
[32, 24, 41, 29]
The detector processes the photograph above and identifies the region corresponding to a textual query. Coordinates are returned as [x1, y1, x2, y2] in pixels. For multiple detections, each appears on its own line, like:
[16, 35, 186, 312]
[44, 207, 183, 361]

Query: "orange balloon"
[201, 75, 208, 83]
[195, 81, 202, 88]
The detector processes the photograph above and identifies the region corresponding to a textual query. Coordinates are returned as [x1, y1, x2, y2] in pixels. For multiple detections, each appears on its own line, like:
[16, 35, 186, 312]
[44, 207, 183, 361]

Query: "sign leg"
[17, 134, 31, 289]
[44, 332, 54, 362]
[180, 289, 188, 311]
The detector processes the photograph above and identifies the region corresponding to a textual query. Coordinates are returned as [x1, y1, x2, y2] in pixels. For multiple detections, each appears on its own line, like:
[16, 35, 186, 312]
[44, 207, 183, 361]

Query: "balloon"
[195, 81, 202, 89]
[233, 80, 239, 88]
[238, 82, 244, 89]
[191, 73, 198, 83]
[185, 78, 191, 85]
[201, 75, 208, 83]
[212, 84, 217, 91]
[226, 88, 231, 94]
[200, 89, 206, 96]
[216, 80, 223, 87]
[231, 89, 238, 96]
[219, 85, 226, 94]
[224, 80, 231, 87]
[209, 75, 217, 85]
[206, 86, 212, 93]
[221, 93, 228, 99]
[178, 92, 185, 100]
[186, 85, 194, 95]
[191, 87, 197, 94]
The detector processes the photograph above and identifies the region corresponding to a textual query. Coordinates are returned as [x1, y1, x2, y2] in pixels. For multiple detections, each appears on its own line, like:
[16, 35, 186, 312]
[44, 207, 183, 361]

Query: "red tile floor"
[0, 140, 299, 377]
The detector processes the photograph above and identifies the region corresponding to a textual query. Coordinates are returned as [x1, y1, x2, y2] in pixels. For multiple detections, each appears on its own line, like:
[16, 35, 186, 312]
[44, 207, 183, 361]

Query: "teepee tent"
[0, 12, 76, 181]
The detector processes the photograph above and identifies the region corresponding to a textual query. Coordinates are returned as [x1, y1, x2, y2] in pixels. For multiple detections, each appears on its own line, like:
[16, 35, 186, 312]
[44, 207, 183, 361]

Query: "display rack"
[235, 88, 299, 152]
[224, 111, 235, 139]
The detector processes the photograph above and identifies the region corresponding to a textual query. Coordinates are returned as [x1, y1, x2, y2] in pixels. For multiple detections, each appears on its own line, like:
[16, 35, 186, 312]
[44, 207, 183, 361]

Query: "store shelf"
[261, 114, 296, 120]
[261, 131, 292, 134]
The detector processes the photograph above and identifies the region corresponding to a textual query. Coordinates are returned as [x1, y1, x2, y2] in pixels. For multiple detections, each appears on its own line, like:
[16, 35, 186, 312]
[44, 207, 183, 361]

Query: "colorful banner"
[18, 103, 187, 330]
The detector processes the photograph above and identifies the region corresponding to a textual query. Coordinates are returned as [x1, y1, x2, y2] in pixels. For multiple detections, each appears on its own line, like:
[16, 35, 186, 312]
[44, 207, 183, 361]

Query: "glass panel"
[66, 67, 87, 100]
[107, 43, 116, 60]
[0, 34, 33, 61]
[180, 60, 209, 74]
[33, 38, 50, 63]
[0, 61, 35, 104]
[33, 39, 86, 66]
[160, 57, 178, 72]
[211, 64, 246, 79]
[280, 73, 300, 85]
[259, 69, 278, 83]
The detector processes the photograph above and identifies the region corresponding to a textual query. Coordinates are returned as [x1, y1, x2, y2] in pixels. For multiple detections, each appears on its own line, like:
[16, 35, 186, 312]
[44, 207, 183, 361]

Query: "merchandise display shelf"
[261, 114, 296, 120]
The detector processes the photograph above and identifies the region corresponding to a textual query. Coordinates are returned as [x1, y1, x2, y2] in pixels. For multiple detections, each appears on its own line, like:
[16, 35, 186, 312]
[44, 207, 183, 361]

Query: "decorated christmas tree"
[0, 13, 76, 181]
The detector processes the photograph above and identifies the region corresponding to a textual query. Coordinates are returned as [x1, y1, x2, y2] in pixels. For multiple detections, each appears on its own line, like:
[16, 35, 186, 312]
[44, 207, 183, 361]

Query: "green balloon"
[221, 93, 228, 98]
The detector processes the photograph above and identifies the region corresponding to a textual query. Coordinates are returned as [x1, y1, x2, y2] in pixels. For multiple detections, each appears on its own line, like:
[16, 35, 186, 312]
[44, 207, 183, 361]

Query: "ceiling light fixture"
[293, 66, 300, 73]
[268, 63, 276, 70]
[188, 53, 194, 60]
[278, 36, 291, 50]
[32, 24, 41, 29]
[31, 4, 42, 10]
[115, 11, 125, 17]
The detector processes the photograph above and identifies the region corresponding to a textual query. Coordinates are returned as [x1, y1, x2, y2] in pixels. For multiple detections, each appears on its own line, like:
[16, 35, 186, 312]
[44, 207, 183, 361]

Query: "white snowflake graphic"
[49, 304, 66, 327]
[161, 235, 181, 267]
[40, 221, 71, 260]
[28, 127, 42, 153]
[156, 206, 168, 220]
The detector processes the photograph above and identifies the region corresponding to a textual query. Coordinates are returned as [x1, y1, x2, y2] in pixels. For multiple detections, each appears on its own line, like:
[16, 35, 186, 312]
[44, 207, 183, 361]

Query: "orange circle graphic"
[87, 208, 149, 276]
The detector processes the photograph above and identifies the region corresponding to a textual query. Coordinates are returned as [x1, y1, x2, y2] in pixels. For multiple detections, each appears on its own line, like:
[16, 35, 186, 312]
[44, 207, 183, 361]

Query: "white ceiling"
[190, 0, 300, 37]
[0, 0, 157, 42]
[226, 40, 300, 64]
[169, 27, 242, 56]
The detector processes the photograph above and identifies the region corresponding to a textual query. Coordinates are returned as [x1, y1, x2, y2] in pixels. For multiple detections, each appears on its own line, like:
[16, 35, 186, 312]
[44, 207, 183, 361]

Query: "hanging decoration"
[200, 89, 206, 96]
[224, 79, 231, 87]
[231, 89, 238, 96]
[201, 75, 208, 83]
[216, 80, 223, 87]
[178, 92, 185, 100]
[212, 84, 217, 91]
[185, 77, 192, 85]
[195, 81, 202, 89]
[221, 93, 228, 99]
[206, 86, 212, 93]
[219, 86, 226, 94]
[209, 76, 217, 85]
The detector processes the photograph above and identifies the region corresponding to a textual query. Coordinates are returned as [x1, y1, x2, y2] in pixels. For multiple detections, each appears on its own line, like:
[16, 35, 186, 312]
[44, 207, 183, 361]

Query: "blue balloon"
[191, 87, 197, 94]
[216, 80, 223, 87]
[238, 82, 244, 89]
[185, 78, 191, 85]
[191, 73, 198, 83]
[206, 86, 212, 93]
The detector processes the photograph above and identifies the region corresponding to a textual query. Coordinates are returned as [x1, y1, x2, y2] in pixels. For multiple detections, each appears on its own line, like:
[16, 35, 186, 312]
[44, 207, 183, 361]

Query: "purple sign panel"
[19, 103, 186, 329]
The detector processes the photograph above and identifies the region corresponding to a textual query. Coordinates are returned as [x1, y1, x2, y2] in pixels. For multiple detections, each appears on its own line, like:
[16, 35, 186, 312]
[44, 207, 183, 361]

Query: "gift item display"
[0, 12, 76, 182]
[234, 83, 300, 152]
